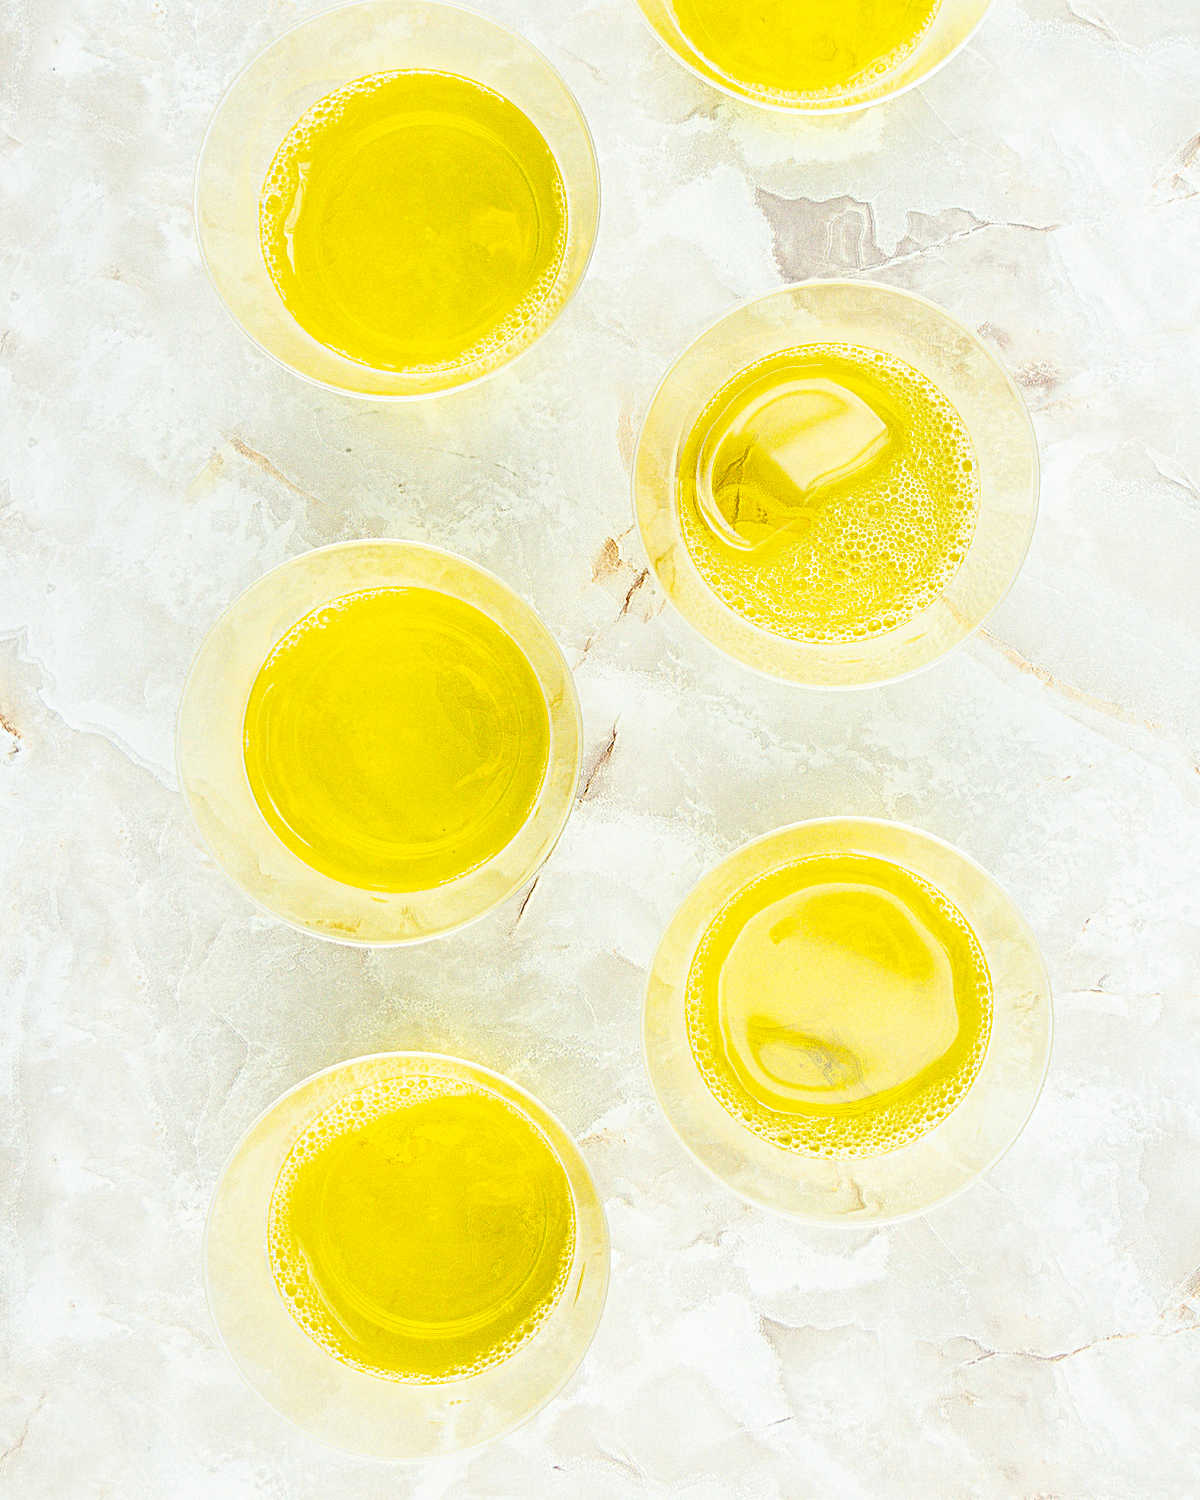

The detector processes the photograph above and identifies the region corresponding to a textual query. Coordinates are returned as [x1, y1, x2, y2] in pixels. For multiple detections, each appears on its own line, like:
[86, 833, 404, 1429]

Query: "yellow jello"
[666, 0, 942, 105]
[686, 852, 992, 1156]
[242, 587, 550, 892]
[269, 1075, 576, 1381]
[260, 70, 567, 372]
[677, 343, 979, 642]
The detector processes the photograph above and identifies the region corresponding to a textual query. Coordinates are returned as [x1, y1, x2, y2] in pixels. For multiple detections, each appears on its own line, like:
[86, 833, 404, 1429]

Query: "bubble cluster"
[260, 70, 570, 377]
[268, 1071, 576, 1384]
[684, 853, 994, 1158]
[677, 342, 980, 644]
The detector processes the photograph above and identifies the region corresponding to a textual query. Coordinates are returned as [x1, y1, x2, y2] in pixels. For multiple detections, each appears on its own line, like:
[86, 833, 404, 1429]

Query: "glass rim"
[632, 277, 1040, 689]
[193, 0, 601, 401]
[643, 815, 1054, 1224]
[176, 539, 583, 947]
[204, 1050, 610, 1458]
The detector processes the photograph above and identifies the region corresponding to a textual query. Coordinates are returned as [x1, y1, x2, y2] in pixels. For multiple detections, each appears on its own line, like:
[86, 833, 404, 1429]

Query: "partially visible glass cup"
[634, 280, 1039, 687]
[644, 817, 1052, 1222]
[177, 540, 582, 945]
[195, 0, 599, 398]
[632, 0, 992, 113]
[205, 1052, 609, 1458]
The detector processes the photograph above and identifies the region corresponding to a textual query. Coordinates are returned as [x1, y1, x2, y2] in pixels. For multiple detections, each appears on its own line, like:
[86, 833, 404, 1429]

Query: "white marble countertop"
[4, 0, 1200, 1494]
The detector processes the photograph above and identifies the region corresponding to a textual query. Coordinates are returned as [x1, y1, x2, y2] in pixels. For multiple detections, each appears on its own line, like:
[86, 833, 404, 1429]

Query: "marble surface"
[4, 0, 1200, 1493]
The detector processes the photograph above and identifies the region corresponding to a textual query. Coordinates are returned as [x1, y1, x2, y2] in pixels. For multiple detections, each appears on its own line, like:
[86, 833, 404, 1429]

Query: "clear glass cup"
[177, 540, 582, 945]
[205, 1052, 609, 1457]
[634, 279, 1038, 687]
[195, 0, 599, 398]
[632, 0, 992, 113]
[644, 817, 1052, 1222]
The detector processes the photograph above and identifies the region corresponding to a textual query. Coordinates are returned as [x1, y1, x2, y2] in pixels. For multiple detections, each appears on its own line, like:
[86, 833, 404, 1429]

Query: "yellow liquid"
[677, 343, 979, 643]
[260, 70, 567, 372]
[269, 1075, 576, 1382]
[667, 0, 942, 103]
[686, 853, 992, 1156]
[243, 587, 551, 893]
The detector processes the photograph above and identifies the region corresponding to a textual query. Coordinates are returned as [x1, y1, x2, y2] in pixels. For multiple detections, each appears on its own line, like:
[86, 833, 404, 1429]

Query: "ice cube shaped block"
[695, 375, 891, 551]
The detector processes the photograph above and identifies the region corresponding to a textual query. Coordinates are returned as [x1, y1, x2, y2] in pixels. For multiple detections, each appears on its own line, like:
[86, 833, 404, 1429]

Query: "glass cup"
[632, 0, 992, 113]
[177, 540, 582, 945]
[644, 817, 1052, 1222]
[195, 0, 599, 398]
[205, 1052, 609, 1457]
[634, 279, 1038, 687]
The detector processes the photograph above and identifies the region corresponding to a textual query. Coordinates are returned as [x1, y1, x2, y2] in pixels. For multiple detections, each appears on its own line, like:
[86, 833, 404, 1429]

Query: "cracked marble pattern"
[3, 0, 1200, 1494]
